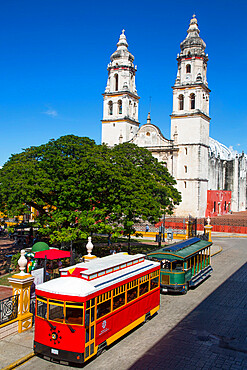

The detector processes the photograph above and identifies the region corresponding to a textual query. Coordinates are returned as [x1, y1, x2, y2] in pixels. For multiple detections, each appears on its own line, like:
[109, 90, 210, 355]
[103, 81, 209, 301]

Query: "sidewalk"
[212, 231, 247, 238]
[210, 243, 222, 256]
[0, 327, 34, 369]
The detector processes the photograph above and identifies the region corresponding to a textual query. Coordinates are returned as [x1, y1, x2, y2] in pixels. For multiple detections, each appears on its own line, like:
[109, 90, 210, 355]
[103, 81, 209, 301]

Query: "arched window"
[178, 94, 184, 110]
[108, 101, 113, 115]
[186, 64, 191, 73]
[118, 100, 122, 114]
[190, 93, 195, 109]
[115, 74, 118, 91]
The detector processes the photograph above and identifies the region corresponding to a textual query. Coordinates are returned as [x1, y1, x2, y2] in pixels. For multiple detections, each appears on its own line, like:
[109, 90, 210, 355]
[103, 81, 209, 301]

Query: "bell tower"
[171, 15, 211, 217]
[101, 30, 140, 146]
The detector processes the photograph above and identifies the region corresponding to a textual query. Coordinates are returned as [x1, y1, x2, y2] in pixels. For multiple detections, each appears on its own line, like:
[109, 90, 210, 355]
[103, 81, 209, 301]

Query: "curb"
[211, 246, 223, 257]
[212, 234, 247, 238]
[2, 351, 35, 370]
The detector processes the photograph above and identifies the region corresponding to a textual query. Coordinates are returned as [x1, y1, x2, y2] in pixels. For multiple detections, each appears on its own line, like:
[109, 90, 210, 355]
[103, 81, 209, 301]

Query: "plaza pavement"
[0, 238, 246, 369]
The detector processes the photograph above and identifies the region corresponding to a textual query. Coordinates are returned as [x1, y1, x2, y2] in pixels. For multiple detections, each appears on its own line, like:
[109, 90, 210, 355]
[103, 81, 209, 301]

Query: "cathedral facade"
[101, 17, 247, 218]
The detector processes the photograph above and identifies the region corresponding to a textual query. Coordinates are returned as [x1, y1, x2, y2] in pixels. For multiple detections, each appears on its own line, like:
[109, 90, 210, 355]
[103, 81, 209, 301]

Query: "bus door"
[84, 298, 96, 361]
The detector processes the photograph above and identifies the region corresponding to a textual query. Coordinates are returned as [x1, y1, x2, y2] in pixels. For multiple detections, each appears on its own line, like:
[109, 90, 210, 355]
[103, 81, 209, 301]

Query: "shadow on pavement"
[129, 263, 247, 370]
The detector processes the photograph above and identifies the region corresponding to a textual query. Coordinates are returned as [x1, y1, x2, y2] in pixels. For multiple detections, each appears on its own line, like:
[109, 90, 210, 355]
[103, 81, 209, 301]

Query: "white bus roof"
[36, 253, 160, 298]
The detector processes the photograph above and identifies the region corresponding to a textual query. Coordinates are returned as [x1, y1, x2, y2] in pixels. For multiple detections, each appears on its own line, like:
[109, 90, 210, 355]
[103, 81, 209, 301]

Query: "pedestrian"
[145, 225, 150, 232]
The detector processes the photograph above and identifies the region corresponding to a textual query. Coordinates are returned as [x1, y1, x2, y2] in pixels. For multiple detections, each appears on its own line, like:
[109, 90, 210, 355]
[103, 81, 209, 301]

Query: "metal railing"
[0, 295, 19, 326]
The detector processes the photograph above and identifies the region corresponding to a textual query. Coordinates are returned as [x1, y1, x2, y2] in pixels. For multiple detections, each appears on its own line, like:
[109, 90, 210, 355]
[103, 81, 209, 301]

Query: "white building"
[101, 17, 247, 218]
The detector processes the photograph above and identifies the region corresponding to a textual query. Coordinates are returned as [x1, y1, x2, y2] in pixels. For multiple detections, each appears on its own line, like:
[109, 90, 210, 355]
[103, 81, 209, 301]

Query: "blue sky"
[0, 0, 246, 166]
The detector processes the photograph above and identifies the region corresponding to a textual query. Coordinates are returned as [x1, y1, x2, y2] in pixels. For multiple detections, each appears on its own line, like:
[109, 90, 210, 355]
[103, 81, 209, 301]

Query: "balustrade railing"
[0, 295, 19, 325]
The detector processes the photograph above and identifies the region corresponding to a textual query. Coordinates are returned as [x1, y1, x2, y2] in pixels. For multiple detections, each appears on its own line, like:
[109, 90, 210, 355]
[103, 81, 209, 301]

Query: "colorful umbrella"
[34, 249, 71, 260]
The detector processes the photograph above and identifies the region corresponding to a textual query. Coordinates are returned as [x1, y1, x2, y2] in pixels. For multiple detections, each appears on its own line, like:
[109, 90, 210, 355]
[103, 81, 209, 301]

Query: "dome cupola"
[180, 15, 206, 58]
[110, 29, 135, 64]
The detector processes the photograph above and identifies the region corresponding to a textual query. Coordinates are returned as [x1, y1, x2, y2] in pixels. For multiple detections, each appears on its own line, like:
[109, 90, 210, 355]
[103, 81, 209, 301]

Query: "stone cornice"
[108, 65, 137, 73]
[170, 110, 211, 122]
[145, 146, 179, 153]
[177, 178, 208, 182]
[101, 117, 139, 125]
[103, 91, 140, 100]
[177, 143, 210, 149]
[172, 83, 211, 93]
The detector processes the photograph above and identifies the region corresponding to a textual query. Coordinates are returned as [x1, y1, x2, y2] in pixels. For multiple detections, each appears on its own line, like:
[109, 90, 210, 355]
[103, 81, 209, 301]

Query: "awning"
[35, 249, 71, 260]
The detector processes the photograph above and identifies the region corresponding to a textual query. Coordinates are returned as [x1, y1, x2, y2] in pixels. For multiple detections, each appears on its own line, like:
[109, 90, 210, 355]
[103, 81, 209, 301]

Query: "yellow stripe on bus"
[106, 305, 159, 346]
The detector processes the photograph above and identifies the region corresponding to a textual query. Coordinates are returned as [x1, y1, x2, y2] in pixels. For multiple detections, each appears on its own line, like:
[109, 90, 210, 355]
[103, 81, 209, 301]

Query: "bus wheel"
[97, 348, 106, 357]
[97, 341, 107, 356]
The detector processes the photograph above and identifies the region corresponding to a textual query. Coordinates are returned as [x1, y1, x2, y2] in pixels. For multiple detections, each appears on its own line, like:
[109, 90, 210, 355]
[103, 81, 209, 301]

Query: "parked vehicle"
[34, 253, 160, 364]
[146, 237, 213, 294]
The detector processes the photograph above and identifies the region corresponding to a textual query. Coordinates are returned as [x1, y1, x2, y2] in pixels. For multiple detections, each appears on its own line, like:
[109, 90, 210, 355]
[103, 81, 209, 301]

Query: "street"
[19, 238, 247, 369]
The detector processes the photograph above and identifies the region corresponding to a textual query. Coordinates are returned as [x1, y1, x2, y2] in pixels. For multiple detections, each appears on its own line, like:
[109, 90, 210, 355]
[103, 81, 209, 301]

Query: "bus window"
[113, 292, 125, 310]
[65, 306, 83, 325]
[49, 301, 64, 323]
[97, 299, 111, 319]
[91, 307, 95, 322]
[127, 287, 138, 303]
[162, 261, 171, 270]
[37, 298, 47, 319]
[139, 281, 149, 296]
[150, 277, 159, 290]
[172, 261, 183, 271]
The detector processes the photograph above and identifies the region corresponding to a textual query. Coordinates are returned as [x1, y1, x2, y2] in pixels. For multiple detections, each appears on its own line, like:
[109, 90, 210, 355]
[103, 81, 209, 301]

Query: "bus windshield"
[172, 261, 183, 271]
[36, 296, 84, 326]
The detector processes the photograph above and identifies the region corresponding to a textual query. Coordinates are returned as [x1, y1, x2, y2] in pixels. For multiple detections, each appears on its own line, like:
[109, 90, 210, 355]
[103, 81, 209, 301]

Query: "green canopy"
[32, 242, 49, 252]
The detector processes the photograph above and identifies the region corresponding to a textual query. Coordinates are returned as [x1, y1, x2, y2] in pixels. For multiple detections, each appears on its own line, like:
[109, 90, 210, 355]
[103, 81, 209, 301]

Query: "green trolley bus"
[146, 237, 213, 294]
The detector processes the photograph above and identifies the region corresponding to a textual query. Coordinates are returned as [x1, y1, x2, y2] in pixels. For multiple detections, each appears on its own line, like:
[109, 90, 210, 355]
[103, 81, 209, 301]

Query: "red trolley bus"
[34, 253, 160, 364]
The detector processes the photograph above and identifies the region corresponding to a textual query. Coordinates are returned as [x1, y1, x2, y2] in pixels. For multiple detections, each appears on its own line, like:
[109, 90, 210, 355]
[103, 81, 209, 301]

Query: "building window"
[184, 181, 187, 188]
[190, 93, 195, 109]
[213, 201, 216, 213]
[185, 147, 188, 155]
[108, 101, 113, 115]
[118, 100, 122, 114]
[133, 103, 136, 116]
[178, 94, 184, 110]
[113, 123, 115, 127]
[129, 101, 132, 116]
[184, 166, 187, 173]
[115, 74, 118, 91]
[186, 64, 191, 73]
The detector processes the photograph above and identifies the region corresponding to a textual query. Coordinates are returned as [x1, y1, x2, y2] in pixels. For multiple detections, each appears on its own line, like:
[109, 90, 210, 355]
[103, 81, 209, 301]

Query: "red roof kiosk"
[34, 253, 160, 364]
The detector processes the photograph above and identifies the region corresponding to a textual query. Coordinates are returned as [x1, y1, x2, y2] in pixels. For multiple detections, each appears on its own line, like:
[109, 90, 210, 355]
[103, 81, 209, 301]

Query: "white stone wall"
[171, 116, 209, 146]
[102, 121, 139, 146]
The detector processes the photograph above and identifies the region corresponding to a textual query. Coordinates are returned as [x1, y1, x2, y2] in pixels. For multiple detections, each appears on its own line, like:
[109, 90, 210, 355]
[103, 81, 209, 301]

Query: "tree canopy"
[0, 135, 181, 244]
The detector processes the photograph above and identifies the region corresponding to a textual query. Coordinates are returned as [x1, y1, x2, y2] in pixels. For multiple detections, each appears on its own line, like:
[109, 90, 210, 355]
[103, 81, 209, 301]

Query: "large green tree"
[0, 135, 181, 245]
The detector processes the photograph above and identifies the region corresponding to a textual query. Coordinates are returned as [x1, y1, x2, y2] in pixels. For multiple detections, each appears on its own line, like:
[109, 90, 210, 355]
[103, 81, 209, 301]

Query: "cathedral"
[101, 16, 247, 218]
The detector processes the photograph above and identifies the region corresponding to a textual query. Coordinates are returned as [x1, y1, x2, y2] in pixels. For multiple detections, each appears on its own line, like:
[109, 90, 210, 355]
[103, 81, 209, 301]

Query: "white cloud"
[43, 108, 58, 118]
